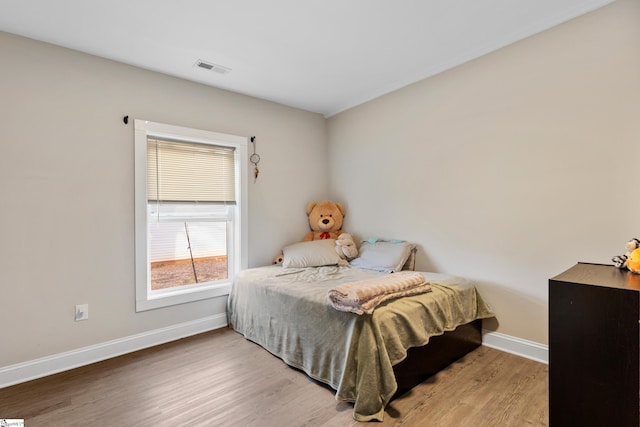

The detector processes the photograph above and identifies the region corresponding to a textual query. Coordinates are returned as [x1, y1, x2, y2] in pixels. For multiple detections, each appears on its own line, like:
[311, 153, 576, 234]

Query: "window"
[134, 120, 248, 311]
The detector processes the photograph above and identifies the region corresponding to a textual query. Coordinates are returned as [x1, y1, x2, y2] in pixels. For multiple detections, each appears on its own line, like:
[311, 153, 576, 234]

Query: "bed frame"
[229, 263, 489, 418]
[390, 251, 483, 397]
[392, 318, 482, 398]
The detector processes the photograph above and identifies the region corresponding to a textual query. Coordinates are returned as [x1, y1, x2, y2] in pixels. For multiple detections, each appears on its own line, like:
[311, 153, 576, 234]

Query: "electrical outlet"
[75, 304, 89, 321]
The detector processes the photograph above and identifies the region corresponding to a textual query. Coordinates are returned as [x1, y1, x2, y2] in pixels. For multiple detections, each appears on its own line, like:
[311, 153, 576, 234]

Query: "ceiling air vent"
[195, 59, 231, 75]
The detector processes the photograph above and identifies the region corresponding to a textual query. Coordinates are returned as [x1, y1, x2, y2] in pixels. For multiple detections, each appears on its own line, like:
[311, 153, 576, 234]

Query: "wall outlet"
[75, 304, 89, 321]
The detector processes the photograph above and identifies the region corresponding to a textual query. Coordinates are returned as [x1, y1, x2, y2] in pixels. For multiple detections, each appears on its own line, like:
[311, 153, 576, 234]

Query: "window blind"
[147, 138, 236, 203]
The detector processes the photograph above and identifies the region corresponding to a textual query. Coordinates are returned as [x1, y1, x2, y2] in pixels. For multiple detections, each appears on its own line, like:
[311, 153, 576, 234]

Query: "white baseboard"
[0, 314, 228, 389]
[482, 330, 548, 364]
[1, 319, 545, 389]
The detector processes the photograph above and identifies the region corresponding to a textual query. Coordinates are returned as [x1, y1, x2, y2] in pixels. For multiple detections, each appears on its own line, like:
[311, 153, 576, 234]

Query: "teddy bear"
[272, 200, 350, 265]
[612, 238, 640, 269]
[336, 233, 358, 260]
[302, 200, 346, 241]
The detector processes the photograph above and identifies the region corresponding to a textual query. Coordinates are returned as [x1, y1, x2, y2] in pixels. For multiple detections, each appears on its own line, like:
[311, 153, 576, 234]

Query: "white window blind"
[147, 138, 236, 204]
[135, 119, 248, 312]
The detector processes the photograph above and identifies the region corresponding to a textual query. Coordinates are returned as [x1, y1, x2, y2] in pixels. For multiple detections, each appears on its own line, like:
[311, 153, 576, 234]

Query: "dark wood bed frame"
[392, 318, 483, 398]
[389, 254, 484, 397]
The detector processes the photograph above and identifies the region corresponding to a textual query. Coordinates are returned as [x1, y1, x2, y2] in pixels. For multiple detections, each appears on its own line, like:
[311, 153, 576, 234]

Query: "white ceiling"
[0, 0, 614, 117]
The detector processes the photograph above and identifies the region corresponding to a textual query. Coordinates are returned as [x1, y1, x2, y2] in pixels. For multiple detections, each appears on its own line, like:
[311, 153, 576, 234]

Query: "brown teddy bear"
[272, 200, 349, 265]
[302, 200, 345, 241]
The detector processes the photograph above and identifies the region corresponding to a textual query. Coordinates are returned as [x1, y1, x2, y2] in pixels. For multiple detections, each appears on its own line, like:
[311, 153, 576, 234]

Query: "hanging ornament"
[250, 136, 261, 182]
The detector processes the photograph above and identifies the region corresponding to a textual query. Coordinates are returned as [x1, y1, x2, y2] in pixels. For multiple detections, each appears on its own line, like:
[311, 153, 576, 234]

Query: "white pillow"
[282, 239, 342, 268]
[350, 240, 416, 273]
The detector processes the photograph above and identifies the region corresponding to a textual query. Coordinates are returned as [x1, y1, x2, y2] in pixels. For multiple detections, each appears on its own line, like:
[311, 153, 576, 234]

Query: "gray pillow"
[350, 240, 416, 273]
[282, 239, 342, 268]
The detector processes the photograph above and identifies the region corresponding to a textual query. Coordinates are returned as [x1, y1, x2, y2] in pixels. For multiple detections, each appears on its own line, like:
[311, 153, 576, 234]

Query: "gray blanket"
[227, 265, 494, 421]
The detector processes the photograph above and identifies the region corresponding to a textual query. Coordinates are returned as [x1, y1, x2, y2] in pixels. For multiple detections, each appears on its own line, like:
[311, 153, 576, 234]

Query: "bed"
[227, 240, 494, 421]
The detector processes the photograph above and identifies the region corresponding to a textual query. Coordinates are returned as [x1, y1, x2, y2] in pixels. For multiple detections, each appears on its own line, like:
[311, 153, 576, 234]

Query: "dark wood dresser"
[549, 262, 640, 427]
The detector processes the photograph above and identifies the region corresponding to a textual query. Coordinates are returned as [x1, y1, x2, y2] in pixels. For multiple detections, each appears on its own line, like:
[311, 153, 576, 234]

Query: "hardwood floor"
[0, 328, 548, 426]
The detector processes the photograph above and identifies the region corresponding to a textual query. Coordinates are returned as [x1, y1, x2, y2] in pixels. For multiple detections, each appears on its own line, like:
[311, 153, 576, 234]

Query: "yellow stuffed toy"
[627, 248, 640, 274]
[612, 238, 640, 269]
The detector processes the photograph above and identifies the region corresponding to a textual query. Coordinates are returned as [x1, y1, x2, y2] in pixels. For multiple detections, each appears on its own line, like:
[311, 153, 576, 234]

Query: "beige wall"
[327, 0, 640, 344]
[2, 0, 638, 369]
[0, 32, 327, 366]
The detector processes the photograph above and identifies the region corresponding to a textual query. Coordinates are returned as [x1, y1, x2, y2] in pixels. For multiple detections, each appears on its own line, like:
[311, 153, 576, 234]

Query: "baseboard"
[0, 314, 228, 389]
[482, 330, 548, 364]
[1, 320, 546, 389]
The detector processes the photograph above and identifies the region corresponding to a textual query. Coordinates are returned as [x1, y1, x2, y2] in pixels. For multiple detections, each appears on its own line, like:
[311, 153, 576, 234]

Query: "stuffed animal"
[627, 248, 640, 274]
[302, 200, 346, 241]
[336, 233, 358, 260]
[612, 238, 640, 269]
[272, 200, 349, 265]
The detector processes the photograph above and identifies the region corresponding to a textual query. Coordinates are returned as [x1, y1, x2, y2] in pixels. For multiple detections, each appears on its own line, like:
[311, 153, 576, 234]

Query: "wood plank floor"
[0, 328, 548, 426]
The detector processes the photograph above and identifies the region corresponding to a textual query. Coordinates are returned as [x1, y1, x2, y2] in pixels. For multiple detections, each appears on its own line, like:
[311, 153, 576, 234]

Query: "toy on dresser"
[612, 238, 640, 272]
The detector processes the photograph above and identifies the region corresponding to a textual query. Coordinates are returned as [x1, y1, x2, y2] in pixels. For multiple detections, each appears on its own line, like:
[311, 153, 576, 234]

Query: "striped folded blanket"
[327, 271, 431, 315]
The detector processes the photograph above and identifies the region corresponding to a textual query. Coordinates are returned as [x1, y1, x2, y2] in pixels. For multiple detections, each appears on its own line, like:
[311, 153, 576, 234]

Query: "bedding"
[327, 271, 432, 314]
[350, 240, 416, 273]
[281, 239, 343, 268]
[227, 265, 494, 421]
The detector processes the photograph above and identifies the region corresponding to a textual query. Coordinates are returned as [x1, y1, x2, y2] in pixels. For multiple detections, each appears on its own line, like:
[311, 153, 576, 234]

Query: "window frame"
[134, 119, 248, 312]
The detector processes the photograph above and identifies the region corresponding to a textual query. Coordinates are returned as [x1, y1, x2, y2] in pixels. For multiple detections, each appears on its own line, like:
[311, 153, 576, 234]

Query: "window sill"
[135, 281, 232, 312]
